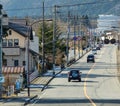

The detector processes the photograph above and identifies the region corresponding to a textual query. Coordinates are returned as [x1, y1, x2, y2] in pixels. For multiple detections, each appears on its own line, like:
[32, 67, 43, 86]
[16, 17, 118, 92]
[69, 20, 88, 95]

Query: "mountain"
[0, 0, 120, 18]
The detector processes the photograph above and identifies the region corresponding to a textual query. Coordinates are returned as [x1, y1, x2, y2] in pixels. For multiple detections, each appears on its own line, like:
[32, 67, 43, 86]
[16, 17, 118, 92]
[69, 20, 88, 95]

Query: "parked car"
[92, 48, 97, 55]
[87, 54, 95, 63]
[68, 70, 82, 82]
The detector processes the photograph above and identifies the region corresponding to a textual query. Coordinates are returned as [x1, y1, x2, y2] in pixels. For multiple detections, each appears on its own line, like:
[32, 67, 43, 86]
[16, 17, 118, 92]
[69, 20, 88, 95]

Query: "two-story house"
[2, 19, 39, 91]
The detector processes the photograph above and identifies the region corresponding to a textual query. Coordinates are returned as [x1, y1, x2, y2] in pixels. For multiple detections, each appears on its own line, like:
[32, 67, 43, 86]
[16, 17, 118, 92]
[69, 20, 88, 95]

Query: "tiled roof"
[2, 66, 24, 74]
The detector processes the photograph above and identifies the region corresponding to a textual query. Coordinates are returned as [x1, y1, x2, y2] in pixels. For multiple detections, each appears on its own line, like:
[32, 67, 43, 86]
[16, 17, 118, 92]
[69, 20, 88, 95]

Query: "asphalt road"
[1, 44, 120, 106]
[27, 44, 120, 106]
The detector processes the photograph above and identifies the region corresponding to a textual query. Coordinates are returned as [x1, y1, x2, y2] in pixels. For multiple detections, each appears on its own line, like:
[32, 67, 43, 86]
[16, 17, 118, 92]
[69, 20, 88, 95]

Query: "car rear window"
[92, 49, 96, 51]
[88, 55, 94, 58]
[70, 70, 79, 74]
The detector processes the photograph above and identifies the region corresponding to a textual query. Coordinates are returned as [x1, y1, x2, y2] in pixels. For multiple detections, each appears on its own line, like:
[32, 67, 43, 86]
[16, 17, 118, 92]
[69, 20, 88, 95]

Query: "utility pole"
[53, 5, 57, 76]
[80, 21, 83, 56]
[77, 16, 80, 59]
[25, 19, 30, 97]
[118, 33, 120, 50]
[66, 11, 70, 66]
[0, 4, 8, 98]
[73, 16, 76, 60]
[0, 5, 3, 98]
[42, 1, 45, 72]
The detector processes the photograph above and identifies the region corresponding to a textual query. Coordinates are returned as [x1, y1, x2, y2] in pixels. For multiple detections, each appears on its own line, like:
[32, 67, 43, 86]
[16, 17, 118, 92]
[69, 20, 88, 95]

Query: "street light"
[0, 4, 9, 98]
[25, 15, 52, 97]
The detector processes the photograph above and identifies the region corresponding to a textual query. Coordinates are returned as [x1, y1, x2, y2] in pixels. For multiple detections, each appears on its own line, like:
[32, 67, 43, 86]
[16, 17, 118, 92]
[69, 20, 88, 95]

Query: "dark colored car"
[87, 54, 95, 63]
[68, 70, 82, 82]
[96, 47, 100, 50]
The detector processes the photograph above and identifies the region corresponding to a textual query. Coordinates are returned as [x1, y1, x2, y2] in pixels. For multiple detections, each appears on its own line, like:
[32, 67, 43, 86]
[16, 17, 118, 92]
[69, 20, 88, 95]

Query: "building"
[2, 19, 39, 93]
[97, 14, 120, 32]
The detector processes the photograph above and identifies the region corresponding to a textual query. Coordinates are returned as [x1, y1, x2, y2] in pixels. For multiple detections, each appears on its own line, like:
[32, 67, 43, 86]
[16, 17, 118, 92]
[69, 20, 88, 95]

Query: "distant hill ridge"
[0, 0, 120, 17]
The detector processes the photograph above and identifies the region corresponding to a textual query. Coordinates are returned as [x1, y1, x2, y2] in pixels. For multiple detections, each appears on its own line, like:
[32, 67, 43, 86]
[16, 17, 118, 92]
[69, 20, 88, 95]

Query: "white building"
[97, 14, 120, 33]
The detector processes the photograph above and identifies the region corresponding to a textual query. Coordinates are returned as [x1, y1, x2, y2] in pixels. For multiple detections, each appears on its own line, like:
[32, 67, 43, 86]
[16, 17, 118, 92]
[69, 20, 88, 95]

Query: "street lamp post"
[25, 1, 45, 97]
[25, 18, 53, 97]
[0, 4, 8, 98]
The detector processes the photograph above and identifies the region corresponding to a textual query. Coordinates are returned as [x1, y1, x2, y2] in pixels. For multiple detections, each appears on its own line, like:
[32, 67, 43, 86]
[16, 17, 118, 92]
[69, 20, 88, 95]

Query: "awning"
[2, 66, 24, 74]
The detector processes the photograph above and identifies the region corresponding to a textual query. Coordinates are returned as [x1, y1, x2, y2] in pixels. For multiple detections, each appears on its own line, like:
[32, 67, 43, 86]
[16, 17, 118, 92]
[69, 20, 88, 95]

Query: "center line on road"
[84, 63, 96, 106]
[83, 48, 104, 106]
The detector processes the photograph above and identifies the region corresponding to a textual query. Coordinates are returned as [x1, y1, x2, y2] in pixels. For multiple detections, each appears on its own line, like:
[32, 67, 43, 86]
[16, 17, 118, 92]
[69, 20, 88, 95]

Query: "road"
[2, 44, 120, 106]
[27, 44, 120, 106]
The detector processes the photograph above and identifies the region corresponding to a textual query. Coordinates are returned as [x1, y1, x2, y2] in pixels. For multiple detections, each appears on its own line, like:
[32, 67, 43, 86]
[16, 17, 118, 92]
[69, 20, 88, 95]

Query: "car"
[87, 54, 95, 63]
[96, 46, 100, 50]
[68, 70, 82, 82]
[92, 48, 97, 55]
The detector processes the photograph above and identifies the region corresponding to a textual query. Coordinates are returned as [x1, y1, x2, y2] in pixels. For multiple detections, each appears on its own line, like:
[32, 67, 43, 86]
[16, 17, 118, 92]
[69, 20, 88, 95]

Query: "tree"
[37, 22, 66, 68]
[38, 22, 53, 53]
[81, 15, 91, 28]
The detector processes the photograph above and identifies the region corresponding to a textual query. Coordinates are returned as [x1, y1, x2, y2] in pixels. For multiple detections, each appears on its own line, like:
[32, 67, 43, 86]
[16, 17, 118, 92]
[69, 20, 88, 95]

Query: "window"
[3, 59, 7, 66]
[14, 39, 19, 47]
[2, 39, 7, 47]
[9, 30, 12, 35]
[22, 61, 26, 66]
[14, 60, 19, 66]
[8, 39, 13, 47]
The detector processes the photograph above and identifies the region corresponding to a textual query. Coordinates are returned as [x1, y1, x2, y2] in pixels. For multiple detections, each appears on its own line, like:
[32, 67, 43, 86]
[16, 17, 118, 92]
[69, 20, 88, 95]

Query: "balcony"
[3, 47, 20, 56]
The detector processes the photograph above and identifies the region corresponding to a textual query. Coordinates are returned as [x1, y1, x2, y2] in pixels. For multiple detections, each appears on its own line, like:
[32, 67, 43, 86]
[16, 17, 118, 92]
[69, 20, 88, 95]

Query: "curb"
[67, 50, 91, 67]
[24, 95, 38, 106]
[23, 70, 62, 105]
[41, 69, 63, 91]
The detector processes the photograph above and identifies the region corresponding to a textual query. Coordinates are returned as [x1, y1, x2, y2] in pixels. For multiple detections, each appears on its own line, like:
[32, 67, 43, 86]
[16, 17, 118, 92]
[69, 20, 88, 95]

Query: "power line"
[5, 0, 111, 12]
[57, 1, 109, 8]
[5, 6, 51, 12]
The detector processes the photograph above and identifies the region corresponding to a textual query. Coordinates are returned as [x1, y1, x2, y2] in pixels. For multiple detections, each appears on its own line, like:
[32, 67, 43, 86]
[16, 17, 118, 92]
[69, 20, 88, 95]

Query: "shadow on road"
[29, 98, 120, 104]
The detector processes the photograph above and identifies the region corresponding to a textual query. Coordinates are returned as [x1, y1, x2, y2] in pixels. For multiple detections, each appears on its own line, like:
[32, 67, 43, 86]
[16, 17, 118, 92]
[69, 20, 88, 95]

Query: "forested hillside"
[0, 0, 120, 17]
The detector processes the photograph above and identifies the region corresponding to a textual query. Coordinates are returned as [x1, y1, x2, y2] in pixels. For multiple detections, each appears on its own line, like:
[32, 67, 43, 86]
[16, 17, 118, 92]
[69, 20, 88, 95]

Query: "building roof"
[2, 66, 24, 74]
[9, 21, 33, 39]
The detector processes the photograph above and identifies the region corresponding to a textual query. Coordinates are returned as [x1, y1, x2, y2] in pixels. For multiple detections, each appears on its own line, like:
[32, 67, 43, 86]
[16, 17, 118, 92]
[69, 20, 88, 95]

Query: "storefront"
[2, 66, 24, 96]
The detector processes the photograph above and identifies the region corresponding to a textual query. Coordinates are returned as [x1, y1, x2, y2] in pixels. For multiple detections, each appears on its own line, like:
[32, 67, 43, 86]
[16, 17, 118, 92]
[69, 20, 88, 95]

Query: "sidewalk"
[0, 70, 61, 106]
[1, 70, 61, 105]
[18, 69, 61, 98]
